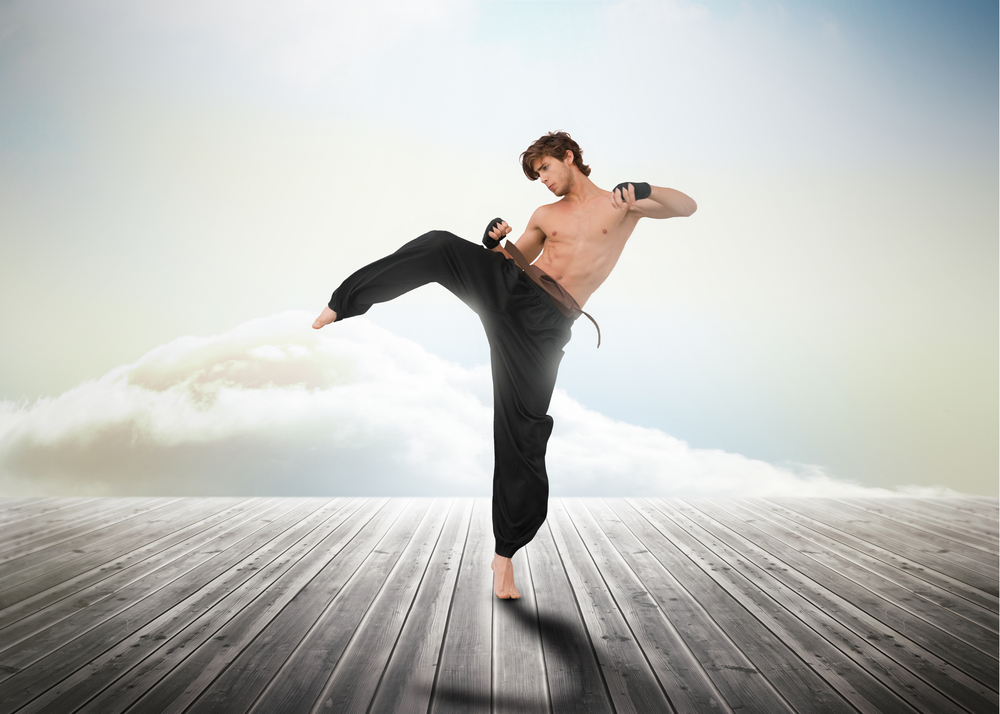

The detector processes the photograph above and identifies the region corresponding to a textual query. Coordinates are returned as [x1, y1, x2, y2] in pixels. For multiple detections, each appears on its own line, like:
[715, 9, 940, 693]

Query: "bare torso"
[493, 153, 696, 309]
[526, 191, 641, 307]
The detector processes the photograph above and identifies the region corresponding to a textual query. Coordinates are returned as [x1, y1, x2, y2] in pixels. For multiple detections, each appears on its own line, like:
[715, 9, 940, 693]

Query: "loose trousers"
[328, 230, 574, 557]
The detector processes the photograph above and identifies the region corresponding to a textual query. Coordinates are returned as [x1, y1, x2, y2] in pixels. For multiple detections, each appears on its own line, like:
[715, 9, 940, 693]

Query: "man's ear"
[563, 149, 574, 165]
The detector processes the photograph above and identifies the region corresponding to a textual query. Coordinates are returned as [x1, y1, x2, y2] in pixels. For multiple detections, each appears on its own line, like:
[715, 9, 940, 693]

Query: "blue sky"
[0, 0, 996, 496]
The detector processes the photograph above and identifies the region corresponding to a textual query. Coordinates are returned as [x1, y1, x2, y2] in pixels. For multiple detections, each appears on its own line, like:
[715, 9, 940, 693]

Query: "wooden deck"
[0, 497, 995, 714]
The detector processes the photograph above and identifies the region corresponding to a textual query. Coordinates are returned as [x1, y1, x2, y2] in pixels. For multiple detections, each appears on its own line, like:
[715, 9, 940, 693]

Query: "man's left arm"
[612, 182, 697, 219]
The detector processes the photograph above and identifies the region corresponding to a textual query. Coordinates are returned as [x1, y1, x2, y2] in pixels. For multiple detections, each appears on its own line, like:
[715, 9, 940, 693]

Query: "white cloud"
[0, 312, 962, 498]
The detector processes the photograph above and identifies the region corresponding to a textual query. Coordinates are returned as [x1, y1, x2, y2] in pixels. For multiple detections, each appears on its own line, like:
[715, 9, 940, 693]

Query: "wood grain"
[0, 497, 994, 714]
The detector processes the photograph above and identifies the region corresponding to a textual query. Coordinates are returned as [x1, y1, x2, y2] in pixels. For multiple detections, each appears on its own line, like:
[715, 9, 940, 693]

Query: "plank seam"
[670, 498, 993, 709]
[608, 498, 798, 714]
[542, 512, 616, 714]
[560, 500, 681, 714]
[239, 498, 415, 714]
[642, 498, 888, 714]
[426, 498, 476, 714]
[765, 498, 1000, 609]
[359, 498, 456, 714]
[746, 499, 999, 636]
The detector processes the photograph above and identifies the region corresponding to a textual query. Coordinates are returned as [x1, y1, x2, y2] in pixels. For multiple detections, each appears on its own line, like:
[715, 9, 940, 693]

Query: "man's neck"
[562, 173, 602, 204]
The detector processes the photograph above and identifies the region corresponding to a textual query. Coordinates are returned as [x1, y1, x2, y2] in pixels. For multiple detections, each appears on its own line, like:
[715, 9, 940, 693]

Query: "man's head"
[520, 131, 591, 183]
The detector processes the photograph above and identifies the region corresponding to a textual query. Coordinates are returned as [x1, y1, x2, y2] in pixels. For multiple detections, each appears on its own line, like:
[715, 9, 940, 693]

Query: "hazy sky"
[1, 0, 997, 496]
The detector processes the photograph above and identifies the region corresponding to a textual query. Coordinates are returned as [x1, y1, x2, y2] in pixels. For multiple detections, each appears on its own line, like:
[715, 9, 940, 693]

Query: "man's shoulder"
[534, 197, 575, 215]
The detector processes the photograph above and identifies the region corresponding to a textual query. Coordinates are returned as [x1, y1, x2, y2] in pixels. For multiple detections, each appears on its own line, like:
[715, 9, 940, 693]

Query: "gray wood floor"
[0, 496, 996, 714]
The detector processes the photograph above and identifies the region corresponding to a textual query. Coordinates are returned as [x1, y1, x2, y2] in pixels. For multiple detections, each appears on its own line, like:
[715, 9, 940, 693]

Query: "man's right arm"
[511, 208, 546, 263]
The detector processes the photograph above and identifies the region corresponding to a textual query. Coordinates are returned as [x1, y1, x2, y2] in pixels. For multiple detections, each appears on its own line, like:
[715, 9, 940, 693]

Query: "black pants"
[328, 230, 574, 557]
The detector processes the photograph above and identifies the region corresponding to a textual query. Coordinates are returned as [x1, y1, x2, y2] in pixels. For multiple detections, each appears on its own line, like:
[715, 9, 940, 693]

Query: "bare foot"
[491, 554, 521, 599]
[312, 306, 337, 329]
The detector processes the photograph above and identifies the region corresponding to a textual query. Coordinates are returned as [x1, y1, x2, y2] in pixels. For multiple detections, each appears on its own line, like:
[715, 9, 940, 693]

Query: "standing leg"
[484, 287, 573, 575]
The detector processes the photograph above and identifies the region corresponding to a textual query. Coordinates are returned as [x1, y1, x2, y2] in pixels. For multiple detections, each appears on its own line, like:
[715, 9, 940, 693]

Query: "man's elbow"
[674, 196, 696, 218]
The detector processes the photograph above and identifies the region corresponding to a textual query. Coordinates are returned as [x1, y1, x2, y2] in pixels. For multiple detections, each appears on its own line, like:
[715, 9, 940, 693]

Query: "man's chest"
[541, 203, 637, 246]
[543, 204, 620, 239]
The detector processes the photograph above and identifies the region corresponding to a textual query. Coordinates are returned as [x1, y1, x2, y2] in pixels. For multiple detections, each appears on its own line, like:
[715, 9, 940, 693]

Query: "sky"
[0, 0, 997, 497]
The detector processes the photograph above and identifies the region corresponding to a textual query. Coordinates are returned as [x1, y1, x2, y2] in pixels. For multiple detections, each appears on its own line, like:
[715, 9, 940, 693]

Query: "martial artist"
[313, 131, 696, 599]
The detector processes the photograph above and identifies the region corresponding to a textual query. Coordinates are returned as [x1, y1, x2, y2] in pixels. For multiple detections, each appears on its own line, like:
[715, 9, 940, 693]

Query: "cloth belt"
[502, 241, 601, 348]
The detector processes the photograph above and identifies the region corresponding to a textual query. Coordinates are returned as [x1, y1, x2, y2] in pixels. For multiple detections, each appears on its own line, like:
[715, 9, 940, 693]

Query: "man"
[313, 131, 696, 599]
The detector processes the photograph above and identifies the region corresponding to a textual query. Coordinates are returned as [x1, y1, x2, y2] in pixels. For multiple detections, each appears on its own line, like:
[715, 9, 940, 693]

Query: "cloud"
[0, 312, 964, 497]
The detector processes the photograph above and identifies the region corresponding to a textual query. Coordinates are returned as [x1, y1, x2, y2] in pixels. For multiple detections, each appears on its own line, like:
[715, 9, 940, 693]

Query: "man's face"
[532, 151, 575, 197]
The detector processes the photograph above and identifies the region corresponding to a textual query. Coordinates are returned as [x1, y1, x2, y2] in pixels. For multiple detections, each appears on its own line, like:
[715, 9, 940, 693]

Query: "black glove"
[613, 182, 651, 201]
[482, 217, 505, 249]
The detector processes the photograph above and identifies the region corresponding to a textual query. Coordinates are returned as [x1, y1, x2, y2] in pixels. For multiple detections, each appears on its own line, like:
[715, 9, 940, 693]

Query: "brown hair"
[520, 131, 591, 181]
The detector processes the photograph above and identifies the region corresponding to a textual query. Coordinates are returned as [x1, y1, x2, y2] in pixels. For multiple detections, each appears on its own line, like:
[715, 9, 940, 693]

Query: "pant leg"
[329, 230, 505, 319]
[326, 230, 573, 557]
[484, 274, 574, 558]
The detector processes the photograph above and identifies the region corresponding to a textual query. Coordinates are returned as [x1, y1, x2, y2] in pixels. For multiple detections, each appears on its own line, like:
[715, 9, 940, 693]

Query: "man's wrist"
[614, 182, 651, 200]
[483, 217, 504, 249]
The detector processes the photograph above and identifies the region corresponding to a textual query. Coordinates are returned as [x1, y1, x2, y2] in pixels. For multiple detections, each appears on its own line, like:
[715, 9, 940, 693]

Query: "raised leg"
[324, 230, 504, 322]
[312, 306, 337, 329]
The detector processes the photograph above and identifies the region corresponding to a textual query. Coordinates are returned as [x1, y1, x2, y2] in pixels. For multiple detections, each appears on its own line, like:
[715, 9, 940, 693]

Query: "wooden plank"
[563, 499, 731, 714]
[662, 496, 964, 714]
[311, 499, 457, 713]
[0, 498, 324, 711]
[765, 498, 998, 614]
[0, 498, 196, 584]
[430, 497, 493, 714]
[0, 498, 263, 643]
[0, 498, 228, 610]
[173, 498, 409, 714]
[0, 497, 98, 530]
[547, 499, 674, 714]
[707, 499, 998, 658]
[526, 513, 613, 714]
[1, 496, 991, 714]
[608, 498, 838, 714]
[306, 499, 463, 712]
[844, 497, 999, 555]
[919, 499, 999, 526]
[878, 498, 1000, 547]
[587, 498, 794, 714]
[76, 498, 375, 714]
[366, 499, 474, 714]
[492, 530, 550, 714]
[660, 499, 996, 713]
[39, 499, 370, 714]
[772, 498, 998, 596]
[947, 498, 999, 519]
[0, 497, 193, 576]
[0, 498, 53, 524]
[0, 498, 178, 560]
[240, 499, 433, 714]
[0, 498, 63, 527]
[0, 498, 168, 562]
[0, 497, 45, 520]
[0, 498, 41, 528]
[631, 498, 877, 714]
[741, 499, 998, 635]
[0, 496, 137, 541]
[834, 499, 997, 566]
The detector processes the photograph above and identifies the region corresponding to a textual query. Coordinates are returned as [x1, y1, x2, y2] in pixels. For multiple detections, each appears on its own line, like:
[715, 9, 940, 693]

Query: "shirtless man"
[313, 131, 696, 599]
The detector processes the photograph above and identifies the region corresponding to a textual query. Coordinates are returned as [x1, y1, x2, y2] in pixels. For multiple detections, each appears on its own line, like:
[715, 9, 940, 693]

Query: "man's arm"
[612, 183, 697, 220]
[510, 208, 547, 263]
